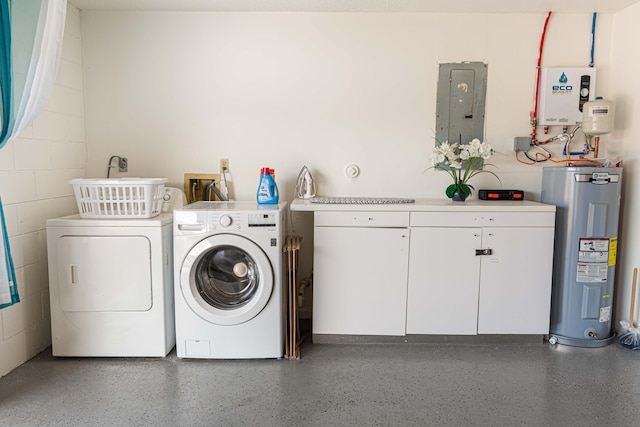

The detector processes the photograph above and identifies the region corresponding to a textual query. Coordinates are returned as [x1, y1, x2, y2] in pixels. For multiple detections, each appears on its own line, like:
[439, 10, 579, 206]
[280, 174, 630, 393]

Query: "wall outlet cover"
[220, 158, 229, 173]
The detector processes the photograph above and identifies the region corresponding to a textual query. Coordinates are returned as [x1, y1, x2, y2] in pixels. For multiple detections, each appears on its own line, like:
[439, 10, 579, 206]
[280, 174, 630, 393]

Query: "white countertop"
[290, 198, 556, 212]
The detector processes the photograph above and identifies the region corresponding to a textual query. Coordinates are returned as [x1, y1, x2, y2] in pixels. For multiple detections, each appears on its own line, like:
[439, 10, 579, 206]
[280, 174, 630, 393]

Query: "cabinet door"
[406, 227, 481, 335]
[313, 226, 409, 336]
[477, 227, 555, 334]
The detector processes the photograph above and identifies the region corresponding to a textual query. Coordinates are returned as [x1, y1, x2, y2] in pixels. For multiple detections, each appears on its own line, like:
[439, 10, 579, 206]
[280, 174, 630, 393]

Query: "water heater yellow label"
[608, 237, 618, 266]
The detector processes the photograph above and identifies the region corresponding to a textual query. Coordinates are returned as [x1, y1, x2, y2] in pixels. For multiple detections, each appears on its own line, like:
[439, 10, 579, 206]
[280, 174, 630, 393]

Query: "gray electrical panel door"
[436, 62, 487, 146]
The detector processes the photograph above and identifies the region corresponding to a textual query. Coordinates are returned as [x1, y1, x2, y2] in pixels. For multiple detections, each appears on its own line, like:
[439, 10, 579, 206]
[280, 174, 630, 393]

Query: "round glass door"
[180, 234, 273, 325]
[195, 245, 259, 309]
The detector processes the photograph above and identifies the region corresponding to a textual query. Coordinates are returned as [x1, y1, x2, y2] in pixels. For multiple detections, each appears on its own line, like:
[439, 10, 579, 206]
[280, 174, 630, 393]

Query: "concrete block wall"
[0, 5, 85, 377]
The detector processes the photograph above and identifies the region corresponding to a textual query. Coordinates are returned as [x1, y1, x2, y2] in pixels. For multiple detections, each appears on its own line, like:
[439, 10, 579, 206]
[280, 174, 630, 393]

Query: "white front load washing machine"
[173, 201, 287, 359]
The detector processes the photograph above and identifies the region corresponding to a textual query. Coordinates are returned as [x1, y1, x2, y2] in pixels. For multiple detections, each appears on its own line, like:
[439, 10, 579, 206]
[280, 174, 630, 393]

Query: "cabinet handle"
[70, 264, 78, 285]
[475, 249, 493, 256]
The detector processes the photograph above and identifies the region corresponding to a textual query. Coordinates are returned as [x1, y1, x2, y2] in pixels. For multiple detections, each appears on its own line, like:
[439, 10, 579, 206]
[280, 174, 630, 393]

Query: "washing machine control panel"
[219, 215, 233, 228]
[211, 212, 278, 231]
[201, 212, 278, 231]
[174, 204, 281, 234]
[206, 212, 242, 231]
[247, 212, 277, 228]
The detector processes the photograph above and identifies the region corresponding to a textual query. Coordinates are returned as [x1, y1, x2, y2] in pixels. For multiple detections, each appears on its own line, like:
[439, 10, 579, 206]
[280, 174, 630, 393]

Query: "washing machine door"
[180, 233, 273, 326]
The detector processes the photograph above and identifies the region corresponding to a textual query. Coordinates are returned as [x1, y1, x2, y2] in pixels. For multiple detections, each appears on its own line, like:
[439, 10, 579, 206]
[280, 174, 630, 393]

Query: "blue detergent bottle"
[256, 167, 279, 204]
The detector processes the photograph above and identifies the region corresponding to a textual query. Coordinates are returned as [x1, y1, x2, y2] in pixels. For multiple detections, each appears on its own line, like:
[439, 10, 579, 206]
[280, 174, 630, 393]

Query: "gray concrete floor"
[2, 340, 640, 426]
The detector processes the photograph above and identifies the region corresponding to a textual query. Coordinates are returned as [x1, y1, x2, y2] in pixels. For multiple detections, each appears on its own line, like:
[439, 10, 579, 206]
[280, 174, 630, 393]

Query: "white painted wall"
[0, 5, 85, 377]
[611, 3, 640, 330]
[80, 10, 628, 324]
[80, 12, 614, 201]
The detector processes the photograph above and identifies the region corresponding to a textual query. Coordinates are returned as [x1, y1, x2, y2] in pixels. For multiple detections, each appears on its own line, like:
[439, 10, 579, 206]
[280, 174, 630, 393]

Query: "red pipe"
[531, 11, 552, 144]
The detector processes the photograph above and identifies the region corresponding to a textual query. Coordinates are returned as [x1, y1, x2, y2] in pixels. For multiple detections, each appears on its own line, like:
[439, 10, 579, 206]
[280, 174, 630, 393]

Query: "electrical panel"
[538, 67, 596, 126]
[436, 62, 487, 145]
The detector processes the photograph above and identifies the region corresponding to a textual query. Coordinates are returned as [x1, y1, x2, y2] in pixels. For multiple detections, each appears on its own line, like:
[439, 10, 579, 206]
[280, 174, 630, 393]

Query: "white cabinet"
[293, 200, 557, 339]
[407, 211, 555, 335]
[406, 227, 481, 335]
[477, 226, 555, 334]
[313, 211, 410, 336]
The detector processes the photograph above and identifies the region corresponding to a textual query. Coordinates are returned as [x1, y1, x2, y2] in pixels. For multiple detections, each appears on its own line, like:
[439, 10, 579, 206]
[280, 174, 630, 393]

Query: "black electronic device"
[478, 189, 525, 201]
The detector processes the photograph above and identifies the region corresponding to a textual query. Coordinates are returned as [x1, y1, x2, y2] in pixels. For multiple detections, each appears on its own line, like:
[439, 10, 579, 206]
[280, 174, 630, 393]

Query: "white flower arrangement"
[430, 138, 500, 200]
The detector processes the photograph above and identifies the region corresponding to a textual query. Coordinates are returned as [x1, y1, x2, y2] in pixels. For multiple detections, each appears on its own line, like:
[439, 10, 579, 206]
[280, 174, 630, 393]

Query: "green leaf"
[457, 183, 472, 197]
[445, 184, 457, 198]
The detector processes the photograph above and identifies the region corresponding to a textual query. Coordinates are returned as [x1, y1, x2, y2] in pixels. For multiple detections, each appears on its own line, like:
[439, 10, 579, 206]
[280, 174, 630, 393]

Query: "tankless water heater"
[538, 67, 596, 126]
[542, 166, 622, 347]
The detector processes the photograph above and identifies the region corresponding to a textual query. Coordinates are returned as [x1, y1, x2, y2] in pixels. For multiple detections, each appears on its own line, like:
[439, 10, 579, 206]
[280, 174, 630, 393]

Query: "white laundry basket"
[70, 178, 168, 219]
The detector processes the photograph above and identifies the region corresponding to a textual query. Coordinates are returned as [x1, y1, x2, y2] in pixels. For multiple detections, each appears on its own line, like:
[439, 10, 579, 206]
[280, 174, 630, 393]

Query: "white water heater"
[538, 67, 596, 126]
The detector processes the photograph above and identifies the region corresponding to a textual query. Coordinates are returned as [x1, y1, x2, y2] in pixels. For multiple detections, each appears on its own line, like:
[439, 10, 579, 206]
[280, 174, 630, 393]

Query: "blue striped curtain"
[0, 0, 67, 309]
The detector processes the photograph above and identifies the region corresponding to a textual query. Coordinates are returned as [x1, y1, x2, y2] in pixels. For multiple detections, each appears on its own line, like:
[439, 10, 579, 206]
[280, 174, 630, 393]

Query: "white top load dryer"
[46, 187, 184, 357]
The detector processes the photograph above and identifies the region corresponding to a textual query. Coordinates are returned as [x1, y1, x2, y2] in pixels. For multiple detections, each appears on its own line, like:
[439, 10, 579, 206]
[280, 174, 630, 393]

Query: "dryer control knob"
[219, 215, 232, 227]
